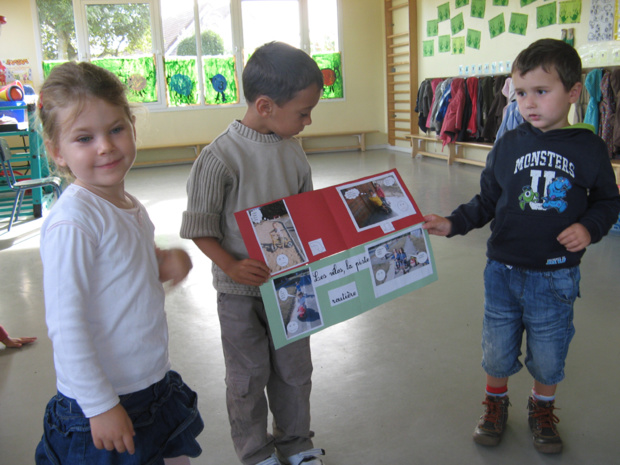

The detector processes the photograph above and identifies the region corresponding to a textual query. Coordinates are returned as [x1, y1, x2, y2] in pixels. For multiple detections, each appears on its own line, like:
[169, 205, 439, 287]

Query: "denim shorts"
[35, 370, 204, 465]
[481, 259, 580, 385]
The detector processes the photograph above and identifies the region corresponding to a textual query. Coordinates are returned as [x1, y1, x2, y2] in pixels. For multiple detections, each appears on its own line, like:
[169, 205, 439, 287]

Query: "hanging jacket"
[414, 79, 432, 133]
[610, 68, 620, 155]
[434, 79, 453, 133]
[457, 77, 473, 142]
[440, 77, 466, 145]
[584, 68, 603, 132]
[425, 78, 444, 131]
[598, 70, 615, 158]
[496, 101, 524, 141]
[573, 74, 588, 124]
[466, 76, 479, 138]
[481, 75, 508, 142]
[477, 76, 495, 140]
[426, 79, 449, 131]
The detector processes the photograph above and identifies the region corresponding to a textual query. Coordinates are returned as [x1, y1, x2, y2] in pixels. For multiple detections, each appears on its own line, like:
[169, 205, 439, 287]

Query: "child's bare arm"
[557, 223, 591, 253]
[422, 214, 453, 236]
[156, 248, 193, 285]
[1, 335, 37, 348]
[89, 403, 135, 454]
[193, 237, 270, 287]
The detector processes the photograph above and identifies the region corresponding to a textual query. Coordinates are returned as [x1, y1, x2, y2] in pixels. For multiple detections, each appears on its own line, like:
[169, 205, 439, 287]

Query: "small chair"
[0, 137, 62, 231]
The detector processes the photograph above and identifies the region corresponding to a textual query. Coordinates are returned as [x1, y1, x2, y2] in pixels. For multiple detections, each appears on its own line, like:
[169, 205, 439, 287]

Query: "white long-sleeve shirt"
[40, 184, 171, 418]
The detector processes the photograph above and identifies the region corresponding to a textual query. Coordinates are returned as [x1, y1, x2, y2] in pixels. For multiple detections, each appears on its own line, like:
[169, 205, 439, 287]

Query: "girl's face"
[48, 97, 136, 204]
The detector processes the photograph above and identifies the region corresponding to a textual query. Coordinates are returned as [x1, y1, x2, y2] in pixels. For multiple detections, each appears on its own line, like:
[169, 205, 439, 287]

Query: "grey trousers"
[217, 293, 314, 465]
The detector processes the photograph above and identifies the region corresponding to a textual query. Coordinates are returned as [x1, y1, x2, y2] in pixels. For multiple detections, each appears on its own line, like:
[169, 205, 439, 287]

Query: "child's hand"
[422, 214, 452, 236]
[157, 248, 193, 285]
[225, 258, 271, 286]
[557, 223, 591, 252]
[89, 403, 135, 455]
[1, 336, 37, 348]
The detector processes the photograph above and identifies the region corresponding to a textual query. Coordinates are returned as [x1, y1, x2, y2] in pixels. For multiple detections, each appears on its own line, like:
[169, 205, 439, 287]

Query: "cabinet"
[0, 104, 53, 220]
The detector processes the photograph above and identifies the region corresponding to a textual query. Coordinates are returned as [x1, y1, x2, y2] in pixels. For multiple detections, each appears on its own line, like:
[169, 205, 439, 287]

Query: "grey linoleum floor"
[1, 148, 619, 464]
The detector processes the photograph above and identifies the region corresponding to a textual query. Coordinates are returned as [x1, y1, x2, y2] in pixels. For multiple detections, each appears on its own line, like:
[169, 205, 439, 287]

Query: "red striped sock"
[486, 384, 508, 396]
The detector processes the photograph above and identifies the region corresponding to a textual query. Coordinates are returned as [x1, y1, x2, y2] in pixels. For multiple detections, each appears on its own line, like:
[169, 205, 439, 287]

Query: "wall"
[416, 1, 594, 82]
[0, 0, 388, 156]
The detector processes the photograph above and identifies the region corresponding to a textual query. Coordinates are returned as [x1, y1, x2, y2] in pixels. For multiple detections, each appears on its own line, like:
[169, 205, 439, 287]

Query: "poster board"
[235, 169, 438, 348]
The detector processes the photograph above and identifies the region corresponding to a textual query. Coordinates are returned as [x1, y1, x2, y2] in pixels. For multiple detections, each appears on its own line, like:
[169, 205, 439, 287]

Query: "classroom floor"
[1, 148, 619, 464]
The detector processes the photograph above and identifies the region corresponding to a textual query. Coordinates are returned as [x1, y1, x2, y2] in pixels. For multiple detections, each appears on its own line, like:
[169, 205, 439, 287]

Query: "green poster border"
[261, 226, 438, 349]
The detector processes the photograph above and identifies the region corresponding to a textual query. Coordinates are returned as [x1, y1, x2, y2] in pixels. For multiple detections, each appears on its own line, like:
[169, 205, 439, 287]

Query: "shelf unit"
[0, 104, 53, 221]
[384, 0, 418, 147]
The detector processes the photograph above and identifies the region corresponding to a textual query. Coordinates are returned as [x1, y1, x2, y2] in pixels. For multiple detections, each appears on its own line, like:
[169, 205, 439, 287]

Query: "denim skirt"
[35, 370, 204, 465]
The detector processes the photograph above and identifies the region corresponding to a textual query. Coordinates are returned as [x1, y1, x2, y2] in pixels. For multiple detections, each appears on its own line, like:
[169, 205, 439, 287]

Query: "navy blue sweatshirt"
[447, 122, 620, 269]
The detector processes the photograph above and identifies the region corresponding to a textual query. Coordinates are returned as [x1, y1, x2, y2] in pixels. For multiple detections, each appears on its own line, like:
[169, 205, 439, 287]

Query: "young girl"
[35, 62, 204, 464]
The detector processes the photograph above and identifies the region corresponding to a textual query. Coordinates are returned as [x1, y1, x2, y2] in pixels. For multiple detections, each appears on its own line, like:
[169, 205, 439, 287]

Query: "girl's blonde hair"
[38, 62, 133, 176]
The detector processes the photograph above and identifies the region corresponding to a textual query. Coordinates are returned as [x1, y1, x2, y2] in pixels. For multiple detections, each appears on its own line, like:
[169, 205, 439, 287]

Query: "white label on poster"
[308, 238, 326, 255]
[380, 222, 395, 234]
[311, 253, 371, 287]
[328, 281, 359, 306]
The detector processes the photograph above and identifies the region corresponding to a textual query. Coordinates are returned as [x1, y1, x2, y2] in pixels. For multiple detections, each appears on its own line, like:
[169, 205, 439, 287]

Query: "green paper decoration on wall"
[165, 58, 198, 106]
[452, 36, 465, 55]
[509, 13, 529, 35]
[427, 19, 439, 37]
[451, 13, 465, 35]
[313, 53, 343, 100]
[423, 40, 435, 57]
[466, 29, 482, 49]
[92, 56, 157, 103]
[559, 1, 581, 25]
[489, 13, 506, 38]
[203, 56, 239, 105]
[42, 61, 65, 78]
[438, 3, 451, 22]
[537, 2, 557, 28]
[471, 0, 486, 19]
[439, 35, 451, 53]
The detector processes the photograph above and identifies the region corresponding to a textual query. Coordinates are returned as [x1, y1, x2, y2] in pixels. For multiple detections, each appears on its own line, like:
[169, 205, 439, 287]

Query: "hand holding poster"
[235, 169, 437, 348]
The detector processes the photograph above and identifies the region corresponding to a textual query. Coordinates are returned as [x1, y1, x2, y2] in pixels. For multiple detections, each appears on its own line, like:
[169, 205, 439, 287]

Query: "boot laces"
[531, 402, 560, 429]
[481, 397, 506, 423]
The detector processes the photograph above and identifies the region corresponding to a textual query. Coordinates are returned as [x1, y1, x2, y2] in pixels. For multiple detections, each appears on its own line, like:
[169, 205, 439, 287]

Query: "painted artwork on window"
[92, 56, 157, 103]
[312, 52, 343, 100]
[42, 61, 66, 79]
[203, 56, 238, 105]
[165, 58, 199, 106]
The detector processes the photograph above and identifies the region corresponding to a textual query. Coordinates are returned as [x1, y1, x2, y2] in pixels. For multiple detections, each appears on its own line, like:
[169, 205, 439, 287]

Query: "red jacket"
[440, 78, 466, 145]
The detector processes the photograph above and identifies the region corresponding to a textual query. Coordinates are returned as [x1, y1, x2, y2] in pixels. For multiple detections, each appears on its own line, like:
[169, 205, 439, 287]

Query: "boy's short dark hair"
[242, 41, 324, 105]
[512, 38, 581, 91]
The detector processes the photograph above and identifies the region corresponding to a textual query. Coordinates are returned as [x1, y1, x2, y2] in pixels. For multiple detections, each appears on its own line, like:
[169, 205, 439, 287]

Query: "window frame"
[33, 0, 343, 111]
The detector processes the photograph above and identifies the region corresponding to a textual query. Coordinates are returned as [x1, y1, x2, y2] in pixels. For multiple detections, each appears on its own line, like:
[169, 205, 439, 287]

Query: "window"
[35, 0, 342, 109]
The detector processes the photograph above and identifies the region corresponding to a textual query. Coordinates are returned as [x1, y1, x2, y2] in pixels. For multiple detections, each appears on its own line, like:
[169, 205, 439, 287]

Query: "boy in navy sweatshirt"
[423, 38, 620, 454]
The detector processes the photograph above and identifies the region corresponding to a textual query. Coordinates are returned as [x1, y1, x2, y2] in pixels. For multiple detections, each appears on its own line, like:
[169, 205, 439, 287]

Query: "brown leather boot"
[527, 396, 563, 454]
[473, 394, 510, 446]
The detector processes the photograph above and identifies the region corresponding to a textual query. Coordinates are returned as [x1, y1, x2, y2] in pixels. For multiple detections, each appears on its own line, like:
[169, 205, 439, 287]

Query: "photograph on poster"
[337, 172, 416, 232]
[247, 199, 307, 274]
[366, 226, 433, 298]
[272, 268, 324, 339]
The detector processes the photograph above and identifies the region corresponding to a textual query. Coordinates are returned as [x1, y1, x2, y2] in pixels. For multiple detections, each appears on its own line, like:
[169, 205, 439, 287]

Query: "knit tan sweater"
[180, 120, 313, 295]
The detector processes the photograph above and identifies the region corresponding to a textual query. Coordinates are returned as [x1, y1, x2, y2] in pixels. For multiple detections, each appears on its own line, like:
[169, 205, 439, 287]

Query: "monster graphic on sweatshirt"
[515, 148, 574, 213]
